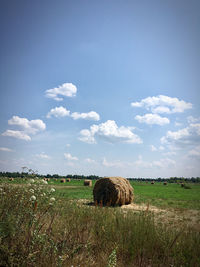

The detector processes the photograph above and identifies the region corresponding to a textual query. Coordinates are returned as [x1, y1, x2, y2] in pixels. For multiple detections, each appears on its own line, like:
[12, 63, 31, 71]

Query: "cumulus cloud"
[2, 116, 46, 141]
[64, 153, 78, 161]
[8, 116, 46, 134]
[131, 95, 192, 114]
[45, 83, 77, 101]
[161, 123, 200, 147]
[79, 120, 142, 144]
[2, 130, 31, 141]
[0, 147, 14, 152]
[46, 106, 70, 118]
[135, 113, 170, 125]
[36, 152, 51, 159]
[71, 111, 100, 121]
[47, 106, 100, 121]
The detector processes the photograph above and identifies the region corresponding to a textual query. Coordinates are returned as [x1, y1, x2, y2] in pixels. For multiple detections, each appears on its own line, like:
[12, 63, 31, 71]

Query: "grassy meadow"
[0, 177, 200, 266]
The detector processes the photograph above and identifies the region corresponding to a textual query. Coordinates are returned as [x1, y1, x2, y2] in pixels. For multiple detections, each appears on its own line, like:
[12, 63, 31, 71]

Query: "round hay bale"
[60, 178, 66, 183]
[163, 182, 167, 185]
[9, 178, 14, 181]
[66, 178, 71, 182]
[93, 177, 134, 206]
[84, 179, 92, 186]
[151, 181, 155, 184]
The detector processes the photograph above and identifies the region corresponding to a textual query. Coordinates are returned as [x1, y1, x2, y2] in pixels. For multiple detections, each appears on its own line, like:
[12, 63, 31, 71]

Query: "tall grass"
[0, 183, 200, 266]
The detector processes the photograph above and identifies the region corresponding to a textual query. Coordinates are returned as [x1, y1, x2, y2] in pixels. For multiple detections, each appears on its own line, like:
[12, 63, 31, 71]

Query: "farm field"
[0, 177, 200, 266]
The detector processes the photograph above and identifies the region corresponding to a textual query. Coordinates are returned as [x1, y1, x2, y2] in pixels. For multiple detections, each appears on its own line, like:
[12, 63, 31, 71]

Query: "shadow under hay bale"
[151, 181, 155, 184]
[60, 179, 66, 183]
[84, 180, 92, 186]
[66, 178, 71, 182]
[93, 177, 134, 206]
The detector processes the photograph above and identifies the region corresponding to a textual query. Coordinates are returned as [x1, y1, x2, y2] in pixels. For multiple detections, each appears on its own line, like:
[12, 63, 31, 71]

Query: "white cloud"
[187, 116, 200, 123]
[102, 158, 123, 168]
[66, 144, 71, 147]
[150, 145, 157, 151]
[135, 113, 170, 125]
[8, 116, 46, 134]
[36, 153, 51, 159]
[0, 147, 14, 152]
[2, 116, 46, 141]
[79, 129, 96, 144]
[79, 120, 142, 144]
[161, 123, 200, 147]
[45, 83, 77, 101]
[188, 146, 200, 158]
[133, 155, 176, 169]
[2, 130, 31, 141]
[71, 111, 100, 121]
[64, 153, 78, 161]
[152, 158, 176, 169]
[131, 95, 192, 114]
[85, 158, 96, 164]
[46, 106, 70, 118]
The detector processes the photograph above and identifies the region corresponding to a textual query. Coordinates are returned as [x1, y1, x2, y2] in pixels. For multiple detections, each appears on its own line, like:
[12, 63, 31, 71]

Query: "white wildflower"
[50, 197, 55, 202]
[42, 180, 48, 185]
[29, 189, 34, 193]
[50, 188, 55, 193]
[30, 195, 36, 201]
[30, 179, 35, 183]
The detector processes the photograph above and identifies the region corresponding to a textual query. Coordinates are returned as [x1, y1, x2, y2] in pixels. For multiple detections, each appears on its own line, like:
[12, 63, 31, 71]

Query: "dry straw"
[84, 180, 92, 186]
[93, 177, 134, 206]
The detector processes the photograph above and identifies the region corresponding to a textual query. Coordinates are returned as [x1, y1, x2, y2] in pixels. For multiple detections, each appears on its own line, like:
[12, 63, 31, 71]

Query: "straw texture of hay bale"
[93, 177, 134, 206]
[84, 180, 92, 186]
[151, 181, 155, 184]
[60, 179, 66, 183]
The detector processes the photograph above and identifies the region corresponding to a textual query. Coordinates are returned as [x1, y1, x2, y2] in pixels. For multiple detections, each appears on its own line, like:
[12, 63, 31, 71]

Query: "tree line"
[0, 171, 200, 183]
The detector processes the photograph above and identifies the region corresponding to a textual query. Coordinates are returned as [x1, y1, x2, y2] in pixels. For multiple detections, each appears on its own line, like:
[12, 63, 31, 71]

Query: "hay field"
[0, 178, 200, 266]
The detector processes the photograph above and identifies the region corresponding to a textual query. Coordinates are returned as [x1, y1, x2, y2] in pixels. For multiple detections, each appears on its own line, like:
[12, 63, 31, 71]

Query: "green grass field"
[1, 178, 200, 210]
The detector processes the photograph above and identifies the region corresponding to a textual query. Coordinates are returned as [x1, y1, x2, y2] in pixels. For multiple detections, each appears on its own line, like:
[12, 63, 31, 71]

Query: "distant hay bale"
[66, 178, 71, 182]
[151, 181, 155, 184]
[163, 182, 167, 185]
[181, 183, 185, 187]
[84, 180, 92, 186]
[60, 179, 66, 183]
[9, 178, 14, 181]
[93, 177, 134, 206]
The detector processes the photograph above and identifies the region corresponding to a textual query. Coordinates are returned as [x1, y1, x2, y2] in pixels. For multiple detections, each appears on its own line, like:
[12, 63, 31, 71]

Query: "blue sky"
[0, 0, 200, 177]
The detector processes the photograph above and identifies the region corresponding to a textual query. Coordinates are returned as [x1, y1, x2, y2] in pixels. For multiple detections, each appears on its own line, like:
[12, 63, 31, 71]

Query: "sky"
[0, 0, 200, 178]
